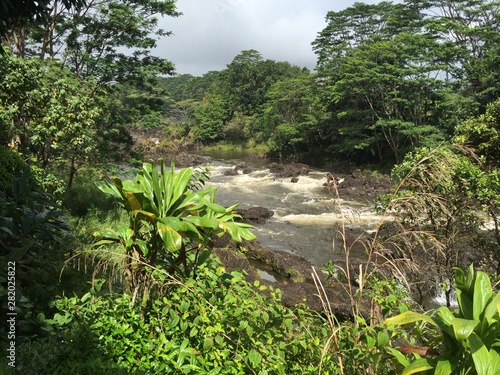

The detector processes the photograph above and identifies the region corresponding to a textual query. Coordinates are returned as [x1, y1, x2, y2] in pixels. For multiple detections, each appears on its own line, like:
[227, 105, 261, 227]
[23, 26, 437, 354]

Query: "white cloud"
[155, 0, 368, 76]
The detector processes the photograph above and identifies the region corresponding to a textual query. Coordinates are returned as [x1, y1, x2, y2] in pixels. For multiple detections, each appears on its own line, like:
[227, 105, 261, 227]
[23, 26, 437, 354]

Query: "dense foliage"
[2, 0, 500, 374]
[156, 0, 500, 167]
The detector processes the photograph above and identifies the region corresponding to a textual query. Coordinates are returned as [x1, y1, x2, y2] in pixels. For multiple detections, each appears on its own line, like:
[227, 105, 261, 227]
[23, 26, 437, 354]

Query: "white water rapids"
[197, 156, 387, 267]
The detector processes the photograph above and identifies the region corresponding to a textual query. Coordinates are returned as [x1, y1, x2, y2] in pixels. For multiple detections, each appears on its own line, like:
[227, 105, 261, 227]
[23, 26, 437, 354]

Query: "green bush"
[18, 263, 334, 374]
[62, 182, 117, 217]
[0, 168, 77, 343]
[0, 146, 26, 196]
[386, 265, 500, 375]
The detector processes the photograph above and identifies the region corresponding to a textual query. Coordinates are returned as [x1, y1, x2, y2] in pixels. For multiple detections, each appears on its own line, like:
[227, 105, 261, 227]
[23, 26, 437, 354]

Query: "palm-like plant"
[94, 160, 255, 306]
[385, 265, 500, 375]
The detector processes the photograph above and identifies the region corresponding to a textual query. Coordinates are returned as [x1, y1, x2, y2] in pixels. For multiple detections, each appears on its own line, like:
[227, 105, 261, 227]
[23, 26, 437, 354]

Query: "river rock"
[224, 162, 253, 176]
[212, 236, 372, 320]
[268, 162, 310, 177]
[235, 207, 274, 224]
[324, 170, 393, 196]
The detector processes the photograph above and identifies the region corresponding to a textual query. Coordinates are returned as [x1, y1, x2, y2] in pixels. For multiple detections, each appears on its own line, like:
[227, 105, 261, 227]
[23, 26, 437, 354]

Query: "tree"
[94, 160, 255, 310]
[0, 0, 84, 53]
[223, 50, 306, 115]
[453, 98, 500, 272]
[261, 74, 325, 158]
[0, 54, 102, 186]
[4, 0, 179, 84]
[311, 0, 483, 166]
[380, 145, 485, 302]
[422, 0, 500, 107]
[454, 98, 500, 168]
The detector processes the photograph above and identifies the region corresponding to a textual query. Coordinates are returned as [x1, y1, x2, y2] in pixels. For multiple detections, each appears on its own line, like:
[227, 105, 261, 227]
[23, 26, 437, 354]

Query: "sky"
[155, 0, 377, 77]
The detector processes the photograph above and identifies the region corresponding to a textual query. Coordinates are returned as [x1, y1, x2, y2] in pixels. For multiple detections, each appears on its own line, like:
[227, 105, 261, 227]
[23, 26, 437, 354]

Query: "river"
[195, 151, 387, 267]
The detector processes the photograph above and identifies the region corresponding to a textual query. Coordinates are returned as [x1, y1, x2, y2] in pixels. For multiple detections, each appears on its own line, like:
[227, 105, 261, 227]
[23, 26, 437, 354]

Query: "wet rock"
[323, 170, 393, 196]
[224, 162, 253, 176]
[212, 237, 372, 320]
[235, 207, 274, 224]
[290, 177, 299, 183]
[268, 162, 310, 177]
[224, 168, 239, 176]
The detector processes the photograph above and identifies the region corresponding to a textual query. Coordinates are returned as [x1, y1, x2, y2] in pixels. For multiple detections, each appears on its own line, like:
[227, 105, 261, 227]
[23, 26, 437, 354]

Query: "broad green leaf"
[248, 349, 262, 367]
[487, 348, 500, 375]
[402, 358, 434, 375]
[386, 346, 409, 367]
[124, 191, 142, 211]
[435, 358, 454, 375]
[134, 209, 156, 222]
[158, 217, 198, 234]
[203, 337, 214, 351]
[157, 221, 183, 252]
[220, 221, 256, 242]
[435, 307, 456, 338]
[196, 248, 212, 266]
[93, 229, 120, 240]
[452, 317, 479, 341]
[385, 310, 437, 327]
[468, 332, 491, 375]
[183, 215, 219, 230]
[483, 289, 500, 320]
[474, 271, 493, 320]
[91, 239, 120, 246]
[455, 289, 473, 320]
[203, 199, 227, 214]
[135, 239, 150, 257]
[454, 267, 466, 290]
[377, 331, 389, 346]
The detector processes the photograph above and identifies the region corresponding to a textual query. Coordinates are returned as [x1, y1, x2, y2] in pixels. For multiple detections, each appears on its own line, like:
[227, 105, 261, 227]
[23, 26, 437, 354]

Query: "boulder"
[268, 162, 310, 177]
[224, 162, 253, 176]
[235, 207, 274, 224]
[213, 237, 373, 320]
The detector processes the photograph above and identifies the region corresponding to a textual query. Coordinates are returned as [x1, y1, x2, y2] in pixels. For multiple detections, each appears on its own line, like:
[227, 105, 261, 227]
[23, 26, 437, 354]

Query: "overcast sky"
[155, 0, 378, 76]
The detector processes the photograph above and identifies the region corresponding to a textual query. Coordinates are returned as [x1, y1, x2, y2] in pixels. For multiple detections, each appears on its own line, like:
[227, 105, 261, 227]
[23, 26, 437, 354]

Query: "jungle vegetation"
[1, 0, 500, 374]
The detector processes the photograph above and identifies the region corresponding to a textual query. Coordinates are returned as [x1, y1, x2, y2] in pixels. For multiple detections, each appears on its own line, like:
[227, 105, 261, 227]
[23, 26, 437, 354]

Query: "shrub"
[19, 264, 333, 374]
[0, 146, 26, 196]
[386, 265, 500, 375]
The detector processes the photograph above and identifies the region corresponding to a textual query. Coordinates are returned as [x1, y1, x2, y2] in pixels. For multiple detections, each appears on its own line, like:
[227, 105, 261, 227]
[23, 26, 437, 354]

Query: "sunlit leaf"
[452, 317, 478, 341]
[402, 358, 434, 375]
[385, 310, 437, 327]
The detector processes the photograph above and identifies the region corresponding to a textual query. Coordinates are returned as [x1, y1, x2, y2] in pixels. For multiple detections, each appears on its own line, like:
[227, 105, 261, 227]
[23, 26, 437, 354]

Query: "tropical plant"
[385, 264, 500, 375]
[0, 167, 75, 341]
[14, 262, 332, 374]
[93, 159, 256, 308]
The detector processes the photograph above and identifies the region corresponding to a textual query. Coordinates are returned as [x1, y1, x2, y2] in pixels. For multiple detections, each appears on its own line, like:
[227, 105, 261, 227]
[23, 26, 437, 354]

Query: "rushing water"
[196, 153, 386, 267]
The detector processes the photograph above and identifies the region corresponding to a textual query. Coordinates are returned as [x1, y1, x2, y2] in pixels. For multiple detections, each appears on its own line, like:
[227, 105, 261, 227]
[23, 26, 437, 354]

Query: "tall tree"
[4, 0, 179, 84]
[423, 0, 500, 107]
[0, 0, 84, 53]
[0, 54, 102, 186]
[261, 74, 326, 158]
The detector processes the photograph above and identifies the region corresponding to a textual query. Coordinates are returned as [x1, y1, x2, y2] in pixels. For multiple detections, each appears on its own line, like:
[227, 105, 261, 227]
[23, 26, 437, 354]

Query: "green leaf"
[385, 310, 437, 327]
[456, 289, 474, 320]
[386, 347, 410, 367]
[377, 331, 389, 347]
[203, 337, 214, 351]
[402, 358, 434, 375]
[183, 215, 219, 229]
[484, 292, 500, 320]
[434, 358, 454, 375]
[157, 221, 183, 252]
[452, 317, 479, 341]
[248, 349, 262, 367]
[468, 332, 491, 375]
[473, 271, 493, 321]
